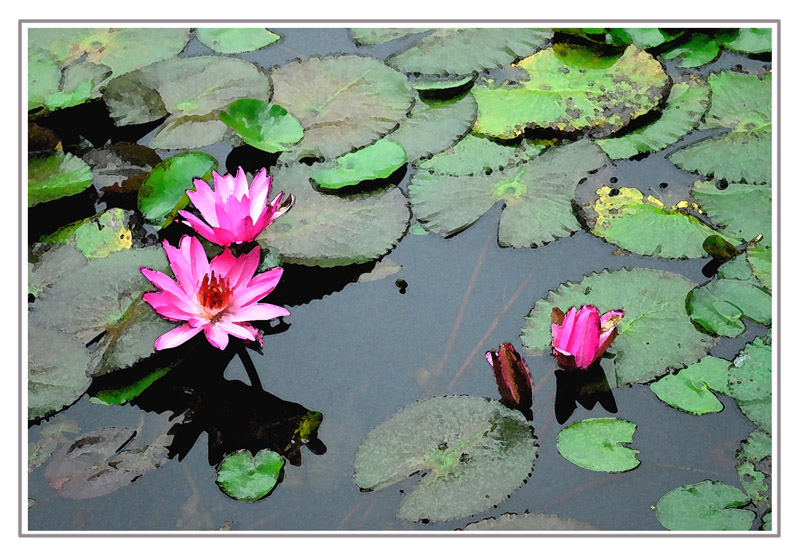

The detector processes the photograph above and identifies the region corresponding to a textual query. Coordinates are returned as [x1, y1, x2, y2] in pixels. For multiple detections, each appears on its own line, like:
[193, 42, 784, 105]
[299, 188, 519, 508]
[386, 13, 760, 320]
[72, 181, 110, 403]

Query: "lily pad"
[736, 430, 771, 511]
[257, 164, 410, 267]
[410, 140, 608, 248]
[384, 92, 478, 163]
[90, 362, 177, 406]
[269, 54, 414, 161]
[348, 28, 430, 46]
[138, 152, 218, 228]
[82, 143, 162, 193]
[747, 246, 772, 291]
[586, 186, 735, 259]
[521, 268, 714, 386]
[353, 395, 538, 523]
[29, 247, 172, 376]
[27, 47, 63, 110]
[686, 277, 771, 338]
[691, 180, 771, 247]
[473, 44, 669, 139]
[669, 72, 771, 184]
[40, 208, 134, 259]
[29, 419, 81, 472]
[310, 139, 407, 190]
[417, 134, 548, 177]
[103, 55, 272, 149]
[220, 100, 304, 153]
[655, 480, 755, 531]
[45, 427, 171, 499]
[216, 449, 285, 502]
[28, 244, 88, 298]
[462, 512, 597, 531]
[385, 28, 552, 76]
[195, 28, 280, 54]
[28, 325, 92, 421]
[661, 33, 731, 68]
[728, 334, 771, 433]
[595, 77, 710, 159]
[650, 356, 731, 415]
[722, 28, 772, 54]
[556, 418, 640, 472]
[28, 152, 94, 207]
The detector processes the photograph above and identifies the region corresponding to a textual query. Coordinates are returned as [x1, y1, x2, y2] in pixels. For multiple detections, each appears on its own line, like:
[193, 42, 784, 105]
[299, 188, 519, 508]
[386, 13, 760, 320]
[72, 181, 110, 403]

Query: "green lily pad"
[462, 512, 597, 531]
[40, 208, 134, 259]
[216, 449, 285, 502]
[662, 34, 723, 68]
[220, 100, 304, 153]
[28, 152, 94, 207]
[103, 55, 272, 149]
[385, 28, 552, 76]
[310, 139, 407, 190]
[686, 277, 771, 338]
[722, 28, 772, 54]
[28, 244, 88, 298]
[417, 134, 549, 177]
[28, 325, 92, 421]
[195, 28, 280, 54]
[269, 54, 414, 161]
[586, 186, 735, 259]
[650, 356, 731, 415]
[410, 74, 476, 91]
[603, 28, 684, 48]
[595, 77, 710, 159]
[473, 44, 669, 139]
[138, 152, 218, 228]
[257, 164, 410, 267]
[655, 480, 755, 531]
[735, 429, 771, 516]
[556, 418, 640, 472]
[28, 47, 64, 110]
[691, 180, 771, 247]
[29, 247, 173, 376]
[384, 92, 478, 163]
[410, 140, 607, 248]
[669, 71, 771, 184]
[90, 361, 178, 406]
[348, 28, 430, 45]
[521, 268, 714, 386]
[747, 246, 772, 291]
[353, 395, 538, 523]
[728, 334, 771, 433]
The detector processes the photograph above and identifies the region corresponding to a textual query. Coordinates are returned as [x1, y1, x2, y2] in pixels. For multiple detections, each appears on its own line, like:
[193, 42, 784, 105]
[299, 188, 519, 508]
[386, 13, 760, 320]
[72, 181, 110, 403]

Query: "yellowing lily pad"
[40, 208, 134, 259]
[473, 44, 669, 139]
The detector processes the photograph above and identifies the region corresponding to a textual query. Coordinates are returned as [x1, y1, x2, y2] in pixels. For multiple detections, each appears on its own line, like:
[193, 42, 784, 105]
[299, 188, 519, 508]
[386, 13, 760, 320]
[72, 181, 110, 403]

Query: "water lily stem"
[237, 342, 263, 391]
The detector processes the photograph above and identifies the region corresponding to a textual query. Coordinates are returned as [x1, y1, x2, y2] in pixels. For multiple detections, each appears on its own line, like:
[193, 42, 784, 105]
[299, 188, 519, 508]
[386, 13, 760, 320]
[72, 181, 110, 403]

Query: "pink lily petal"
[203, 323, 230, 350]
[140, 267, 185, 299]
[187, 183, 219, 227]
[155, 324, 203, 350]
[217, 319, 258, 341]
[178, 210, 219, 244]
[218, 245, 260, 289]
[233, 268, 284, 307]
[248, 171, 272, 219]
[227, 303, 290, 322]
[232, 167, 250, 200]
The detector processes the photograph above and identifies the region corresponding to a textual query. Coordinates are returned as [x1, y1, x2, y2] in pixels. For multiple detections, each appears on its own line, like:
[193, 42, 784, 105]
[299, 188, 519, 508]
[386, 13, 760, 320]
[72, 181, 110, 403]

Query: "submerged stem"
[236, 342, 263, 391]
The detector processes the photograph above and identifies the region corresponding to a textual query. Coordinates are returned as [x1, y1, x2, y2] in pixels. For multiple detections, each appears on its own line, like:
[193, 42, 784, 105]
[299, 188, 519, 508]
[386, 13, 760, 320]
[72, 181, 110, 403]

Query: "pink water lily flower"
[178, 167, 294, 246]
[551, 305, 624, 370]
[140, 235, 289, 351]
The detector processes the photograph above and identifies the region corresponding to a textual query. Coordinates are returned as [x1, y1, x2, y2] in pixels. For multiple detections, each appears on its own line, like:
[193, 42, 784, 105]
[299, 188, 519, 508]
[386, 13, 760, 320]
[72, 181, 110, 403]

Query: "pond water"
[26, 26, 773, 532]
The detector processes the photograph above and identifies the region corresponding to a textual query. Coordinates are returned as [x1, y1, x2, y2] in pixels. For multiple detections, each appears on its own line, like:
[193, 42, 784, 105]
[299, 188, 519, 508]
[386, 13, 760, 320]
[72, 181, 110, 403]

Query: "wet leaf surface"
[354, 395, 538, 523]
[655, 480, 755, 531]
[556, 417, 640, 472]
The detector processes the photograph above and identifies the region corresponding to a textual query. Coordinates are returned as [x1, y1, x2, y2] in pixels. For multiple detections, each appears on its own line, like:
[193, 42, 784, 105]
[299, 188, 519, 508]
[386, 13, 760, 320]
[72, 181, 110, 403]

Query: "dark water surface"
[27, 27, 771, 531]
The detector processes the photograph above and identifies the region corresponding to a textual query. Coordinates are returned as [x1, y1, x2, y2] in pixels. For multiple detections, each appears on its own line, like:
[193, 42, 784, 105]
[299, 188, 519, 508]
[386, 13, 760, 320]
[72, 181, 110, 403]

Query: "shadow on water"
[554, 363, 618, 425]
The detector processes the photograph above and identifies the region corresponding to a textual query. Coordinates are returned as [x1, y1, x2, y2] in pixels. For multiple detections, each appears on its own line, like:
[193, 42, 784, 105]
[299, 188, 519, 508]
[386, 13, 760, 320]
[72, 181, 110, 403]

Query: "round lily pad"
[41, 208, 134, 259]
[691, 180, 771, 247]
[353, 395, 538, 523]
[257, 164, 410, 267]
[138, 152, 218, 228]
[220, 100, 304, 153]
[556, 418, 640, 472]
[348, 28, 430, 46]
[28, 325, 92, 421]
[728, 334, 771, 433]
[195, 28, 280, 54]
[216, 449, 285, 502]
[473, 44, 669, 139]
[385, 28, 553, 76]
[28, 152, 93, 207]
[686, 277, 771, 338]
[668, 72, 771, 184]
[410, 139, 608, 248]
[269, 54, 414, 161]
[521, 268, 714, 386]
[310, 139, 407, 190]
[650, 356, 731, 415]
[655, 480, 755, 531]
[586, 186, 736, 259]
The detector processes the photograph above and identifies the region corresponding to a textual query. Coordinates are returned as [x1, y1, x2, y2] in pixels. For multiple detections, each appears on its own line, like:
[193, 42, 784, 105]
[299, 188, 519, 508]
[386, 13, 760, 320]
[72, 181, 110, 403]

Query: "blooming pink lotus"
[178, 167, 293, 246]
[140, 235, 289, 351]
[551, 305, 624, 370]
